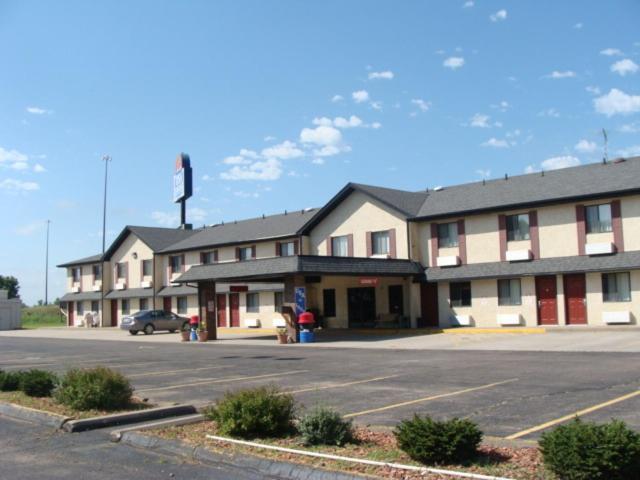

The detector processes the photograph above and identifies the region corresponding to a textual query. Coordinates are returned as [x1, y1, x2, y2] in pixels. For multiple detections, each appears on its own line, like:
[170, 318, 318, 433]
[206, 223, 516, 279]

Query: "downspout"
[152, 253, 157, 310]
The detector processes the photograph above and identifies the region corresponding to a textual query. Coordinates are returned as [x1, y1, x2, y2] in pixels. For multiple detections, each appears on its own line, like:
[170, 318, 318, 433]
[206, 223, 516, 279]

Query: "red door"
[110, 299, 118, 327]
[163, 296, 172, 313]
[68, 302, 74, 326]
[419, 283, 439, 327]
[216, 294, 227, 327]
[564, 274, 587, 325]
[536, 276, 558, 325]
[229, 293, 240, 327]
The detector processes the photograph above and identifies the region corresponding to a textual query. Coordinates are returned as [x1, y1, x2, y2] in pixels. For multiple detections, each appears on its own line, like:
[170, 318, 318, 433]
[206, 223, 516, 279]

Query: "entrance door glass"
[347, 287, 376, 328]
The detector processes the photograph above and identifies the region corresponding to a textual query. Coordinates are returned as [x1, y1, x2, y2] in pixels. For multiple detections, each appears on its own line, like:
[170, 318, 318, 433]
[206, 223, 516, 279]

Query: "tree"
[0, 275, 19, 299]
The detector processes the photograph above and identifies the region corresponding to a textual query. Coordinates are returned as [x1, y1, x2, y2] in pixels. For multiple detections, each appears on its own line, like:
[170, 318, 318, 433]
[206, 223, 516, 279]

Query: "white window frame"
[506, 214, 530, 242]
[437, 222, 459, 248]
[371, 231, 390, 255]
[497, 278, 522, 306]
[586, 204, 613, 234]
[602, 272, 631, 302]
[246, 292, 259, 313]
[331, 236, 349, 257]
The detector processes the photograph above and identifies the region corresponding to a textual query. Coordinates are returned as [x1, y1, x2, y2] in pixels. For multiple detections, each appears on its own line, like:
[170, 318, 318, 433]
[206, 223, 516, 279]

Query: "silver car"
[120, 310, 189, 335]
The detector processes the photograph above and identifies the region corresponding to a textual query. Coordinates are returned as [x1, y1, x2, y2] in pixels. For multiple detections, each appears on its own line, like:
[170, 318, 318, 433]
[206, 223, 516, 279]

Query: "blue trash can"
[299, 329, 314, 343]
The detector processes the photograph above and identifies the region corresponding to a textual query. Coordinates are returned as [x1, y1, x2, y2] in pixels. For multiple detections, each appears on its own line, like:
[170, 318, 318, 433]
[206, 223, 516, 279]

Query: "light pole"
[101, 155, 111, 327]
[45, 219, 50, 305]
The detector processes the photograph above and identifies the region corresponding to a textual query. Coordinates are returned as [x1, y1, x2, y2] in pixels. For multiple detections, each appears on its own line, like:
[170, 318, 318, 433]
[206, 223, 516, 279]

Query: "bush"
[55, 366, 133, 411]
[0, 370, 23, 391]
[540, 418, 640, 480]
[298, 407, 354, 446]
[205, 385, 296, 439]
[394, 415, 482, 465]
[19, 369, 58, 397]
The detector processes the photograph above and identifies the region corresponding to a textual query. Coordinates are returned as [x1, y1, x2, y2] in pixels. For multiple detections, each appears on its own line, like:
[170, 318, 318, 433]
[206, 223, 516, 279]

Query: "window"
[139, 298, 149, 311]
[121, 299, 130, 315]
[602, 272, 631, 302]
[371, 231, 390, 255]
[450, 282, 471, 307]
[506, 214, 530, 241]
[77, 301, 84, 315]
[169, 255, 183, 274]
[72, 267, 81, 283]
[274, 292, 284, 312]
[586, 204, 612, 234]
[92, 265, 102, 281]
[246, 293, 259, 313]
[331, 236, 349, 257]
[437, 222, 459, 248]
[142, 260, 152, 277]
[116, 262, 126, 279]
[239, 247, 253, 261]
[498, 279, 522, 305]
[323, 289, 336, 317]
[177, 296, 188, 314]
[91, 300, 99, 312]
[279, 241, 296, 257]
[201, 251, 216, 264]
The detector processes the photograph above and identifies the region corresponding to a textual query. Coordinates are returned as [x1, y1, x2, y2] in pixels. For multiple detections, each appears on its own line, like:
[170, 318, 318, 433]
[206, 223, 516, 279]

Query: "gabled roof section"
[414, 157, 640, 220]
[57, 253, 103, 268]
[103, 225, 200, 260]
[300, 182, 429, 233]
[160, 209, 320, 254]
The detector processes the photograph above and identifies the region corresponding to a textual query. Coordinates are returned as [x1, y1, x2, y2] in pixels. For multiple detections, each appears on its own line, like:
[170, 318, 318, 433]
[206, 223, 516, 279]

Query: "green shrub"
[0, 370, 23, 391]
[394, 415, 482, 465]
[55, 366, 133, 411]
[298, 407, 354, 446]
[205, 385, 296, 439]
[540, 418, 640, 480]
[19, 369, 58, 397]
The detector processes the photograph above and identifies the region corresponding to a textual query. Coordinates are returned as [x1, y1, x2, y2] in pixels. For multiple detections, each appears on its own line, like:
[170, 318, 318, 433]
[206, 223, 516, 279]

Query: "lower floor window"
[274, 292, 283, 312]
[177, 296, 188, 314]
[602, 272, 631, 302]
[498, 278, 522, 306]
[121, 299, 130, 315]
[91, 300, 99, 312]
[450, 282, 471, 307]
[77, 301, 84, 316]
[246, 292, 259, 313]
[139, 298, 149, 311]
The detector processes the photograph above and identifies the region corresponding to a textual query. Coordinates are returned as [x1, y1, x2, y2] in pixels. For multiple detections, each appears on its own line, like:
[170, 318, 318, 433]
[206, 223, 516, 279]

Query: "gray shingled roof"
[105, 288, 154, 299]
[57, 253, 102, 268]
[175, 255, 423, 283]
[161, 209, 320, 253]
[426, 251, 640, 282]
[414, 157, 640, 220]
[157, 283, 283, 297]
[103, 226, 200, 260]
[157, 285, 198, 297]
[60, 291, 102, 302]
[350, 183, 429, 217]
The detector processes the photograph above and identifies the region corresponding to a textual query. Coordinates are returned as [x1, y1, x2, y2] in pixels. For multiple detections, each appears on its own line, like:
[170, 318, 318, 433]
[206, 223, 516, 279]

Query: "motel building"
[58, 157, 640, 336]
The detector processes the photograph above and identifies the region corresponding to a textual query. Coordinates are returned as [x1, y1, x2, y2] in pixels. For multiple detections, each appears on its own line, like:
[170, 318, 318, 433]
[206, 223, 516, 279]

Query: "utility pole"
[45, 219, 50, 305]
[101, 155, 111, 327]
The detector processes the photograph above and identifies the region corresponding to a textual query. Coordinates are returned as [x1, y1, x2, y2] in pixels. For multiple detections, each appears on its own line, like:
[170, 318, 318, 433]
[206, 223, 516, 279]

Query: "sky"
[1, 0, 639, 305]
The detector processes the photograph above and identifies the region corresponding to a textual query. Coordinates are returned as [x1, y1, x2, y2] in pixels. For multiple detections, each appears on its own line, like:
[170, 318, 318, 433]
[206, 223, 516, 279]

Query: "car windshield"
[132, 310, 151, 318]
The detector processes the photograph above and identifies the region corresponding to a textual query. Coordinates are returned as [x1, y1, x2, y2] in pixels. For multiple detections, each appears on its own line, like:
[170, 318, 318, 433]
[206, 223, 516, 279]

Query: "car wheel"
[129, 330, 139, 335]
[168, 329, 176, 333]
[143, 324, 155, 335]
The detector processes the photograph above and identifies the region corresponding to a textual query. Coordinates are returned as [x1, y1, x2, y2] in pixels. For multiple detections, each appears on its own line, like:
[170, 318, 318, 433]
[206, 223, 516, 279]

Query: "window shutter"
[125, 262, 129, 288]
[457, 220, 467, 265]
[251, 245, 256, 259]
[430, 223, 438, 267]
[576, 205, 586, 255]
[498, 215, 507, 261]
[166, 264, 170, 283]
[140, 260, 144, 281]
[388, 229, 397, 259]
[366, 231, 372, 257]
[275, 242, 281, 257]
[181, 254, 185, 273]
[326, 237, 333, 256]
[529, 211, 540, 259]
[200, 252, 205, 264]
[611, 200, 624, 252]
[213, 250, 219, 263]
[235, 247, 240, 261]
[347, 234, 354, 257]
[294, 240, 299, 255]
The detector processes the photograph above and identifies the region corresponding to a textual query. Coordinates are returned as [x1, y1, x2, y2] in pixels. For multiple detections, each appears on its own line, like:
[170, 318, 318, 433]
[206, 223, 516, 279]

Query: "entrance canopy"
[174, 255, 424, 284]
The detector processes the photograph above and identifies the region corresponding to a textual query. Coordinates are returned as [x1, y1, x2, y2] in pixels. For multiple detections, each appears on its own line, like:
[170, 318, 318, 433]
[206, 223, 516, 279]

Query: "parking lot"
[1, 333, 640, 441]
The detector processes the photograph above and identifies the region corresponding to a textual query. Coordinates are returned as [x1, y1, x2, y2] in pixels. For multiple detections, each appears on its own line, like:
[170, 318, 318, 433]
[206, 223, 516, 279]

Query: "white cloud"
[476, 169, 491, 178]
[481, 138, 510, 148]
[489, 9, 507, 22]
[490, 100, 510, 112]
[14, 221, 45, 236]
[313, 115, 364, 129]
[311, 158, 325, 165]
[541, 155, 581, 170]
[574, 139, 597, 153]
[0, 147, 28, 165]
[261, 140, 304, 160]
[368, 70, 394, 80]
[545, 70, 576, 79]
[233, 190, 259, 198]
[299, 125, 342, 146]
[263, 135, 276, 142]
[220, 158, 283, 181]
[222, 155, 251, 165]
[620, 122, 640, 133]
[33, 163, 46, 173]
[9, 161, 29, 170]
[617, 145, 640, 157]
[331, 94, 344, 103]
[573, 22, 583, 29]
[370, 101, 383, 111]
[352, 90, 370, 103]
[239, 148, 259, 159]
[0, 178, 39, 191]
[26, 106, 52, 115]
[411, 99, 431, 112]
[371, 122, 382, 129]
[611, 59, 639, 76]
[463, 1, 474, 7]
[443, 57, 464, 69]
[524, 165, 537, 174]
[469, 113, 491, 128]
[538, 108, 561, 118]
[151, 211, 179, 227]
[188, 207, 208, 222]
[600, 48, 623, 56]
[312, 145, 350, 157]
[585, 85, 601, 96]
[594, 89, 640, 116]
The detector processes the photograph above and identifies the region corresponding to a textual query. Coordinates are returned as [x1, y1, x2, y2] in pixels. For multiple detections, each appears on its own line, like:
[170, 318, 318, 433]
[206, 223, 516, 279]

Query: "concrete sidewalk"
[2, 326, 640, 352]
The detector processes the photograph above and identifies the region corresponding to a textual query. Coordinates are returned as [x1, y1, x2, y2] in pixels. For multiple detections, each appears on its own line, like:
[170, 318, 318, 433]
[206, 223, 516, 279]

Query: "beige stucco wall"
[110, 235, 154, 290]
[585, 270, 639, 325]
[67, 263, 103, 293]
[622, 196, 640, 251]
[308, 191, 409, 258]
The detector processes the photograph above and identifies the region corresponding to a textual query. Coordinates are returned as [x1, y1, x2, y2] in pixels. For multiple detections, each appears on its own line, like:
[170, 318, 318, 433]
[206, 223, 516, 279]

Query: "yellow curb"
[442, 327, 546, 335]
[218, 328, 276, 335]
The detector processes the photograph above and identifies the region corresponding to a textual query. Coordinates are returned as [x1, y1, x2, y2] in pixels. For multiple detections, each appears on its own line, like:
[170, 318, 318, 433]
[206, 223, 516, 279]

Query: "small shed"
[0, 289, 21, 330]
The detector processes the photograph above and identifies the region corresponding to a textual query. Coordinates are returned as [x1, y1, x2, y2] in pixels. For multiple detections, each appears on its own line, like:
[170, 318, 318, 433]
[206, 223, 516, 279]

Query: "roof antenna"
[262, 214, 265, 219]
[541, 169, 545, 177]
[602, 128, 609, 163]
[482, 179, 486, 185]
[504, 173, 508, 180]
[284, 210, 288, 215]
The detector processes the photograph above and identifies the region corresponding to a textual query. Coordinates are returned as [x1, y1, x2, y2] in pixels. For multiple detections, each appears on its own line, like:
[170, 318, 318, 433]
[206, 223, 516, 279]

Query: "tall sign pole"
[173, 153, 193, 229]
[101, 155, 111, 327]
[45, 219, 50, 305]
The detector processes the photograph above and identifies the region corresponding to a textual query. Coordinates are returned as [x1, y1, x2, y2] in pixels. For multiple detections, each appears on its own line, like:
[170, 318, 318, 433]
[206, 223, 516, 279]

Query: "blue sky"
[1, 1, 639, 305]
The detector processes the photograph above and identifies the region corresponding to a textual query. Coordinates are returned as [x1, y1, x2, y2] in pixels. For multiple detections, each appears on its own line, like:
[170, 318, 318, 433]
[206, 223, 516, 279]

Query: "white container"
[506, 249, 532, 262]
[603, 311, 631, 324]
[115, 282, 126, 290]
[453, 315, 472, 326]
[497, 313, 521, 326]
[437, 256, 460, 267]
[585, 242, 614, 256]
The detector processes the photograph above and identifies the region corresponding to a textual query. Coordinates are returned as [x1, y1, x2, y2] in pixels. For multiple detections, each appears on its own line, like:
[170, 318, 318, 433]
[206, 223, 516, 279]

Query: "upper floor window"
[201, 251, 216, 265]
[371, 231, 390, 255]
[116, 262, 126, 280]
[246, 292, 259, 313]
[506, 214, 530, 241]
[169, 255, 183, 274]
[450, 281, 471, 307]
[72, 267, 81, 283]
[279, 241, 296, 257]
[238, 246, 253, 261]
[586, 204, 612, 234]
[92, 265, 102, 282]
[437, 222, 459, 248]
[142, 260, 152, 277]
[331, 236, 349, 257]
[602, 272, 631, 302]
[498, 278, 522, 306]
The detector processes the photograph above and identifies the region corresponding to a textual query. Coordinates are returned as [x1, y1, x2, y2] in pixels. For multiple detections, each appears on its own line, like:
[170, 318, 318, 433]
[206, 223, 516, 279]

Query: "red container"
[298, 311, 315, 326]
[189, 315, 199, 326]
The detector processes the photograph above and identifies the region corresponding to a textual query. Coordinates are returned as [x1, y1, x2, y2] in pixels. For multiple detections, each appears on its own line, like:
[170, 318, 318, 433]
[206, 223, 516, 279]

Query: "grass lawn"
[21, 305, 65, 329]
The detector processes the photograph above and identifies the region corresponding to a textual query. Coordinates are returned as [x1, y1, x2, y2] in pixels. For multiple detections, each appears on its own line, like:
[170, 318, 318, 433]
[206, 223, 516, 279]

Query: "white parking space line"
[284, 374, 401, 395]
[128, 365, 232, 378]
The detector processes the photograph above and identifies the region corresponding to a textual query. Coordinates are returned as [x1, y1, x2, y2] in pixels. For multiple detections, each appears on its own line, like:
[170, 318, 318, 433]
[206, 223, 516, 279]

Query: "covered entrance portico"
[174, 255, 424, 341]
